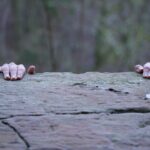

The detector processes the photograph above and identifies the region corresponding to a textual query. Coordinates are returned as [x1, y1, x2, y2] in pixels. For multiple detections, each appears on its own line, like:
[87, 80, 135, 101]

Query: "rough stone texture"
[0, 72, 150, 150]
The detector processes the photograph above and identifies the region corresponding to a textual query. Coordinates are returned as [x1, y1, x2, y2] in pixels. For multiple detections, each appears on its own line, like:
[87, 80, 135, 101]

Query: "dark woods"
[0, 0, 149, 72]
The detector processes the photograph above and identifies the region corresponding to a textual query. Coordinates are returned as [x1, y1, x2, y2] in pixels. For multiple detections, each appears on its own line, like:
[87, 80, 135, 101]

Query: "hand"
[135, 62, 150, 79]
[0, 62, 35, 81]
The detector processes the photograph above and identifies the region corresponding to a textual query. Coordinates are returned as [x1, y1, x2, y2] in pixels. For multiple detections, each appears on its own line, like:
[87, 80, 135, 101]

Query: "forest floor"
[0, 72, 150, 150]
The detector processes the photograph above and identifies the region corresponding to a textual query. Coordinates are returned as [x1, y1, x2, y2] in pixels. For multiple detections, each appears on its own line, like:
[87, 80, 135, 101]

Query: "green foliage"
[18, 50, 39, 64]
[95, 0, 150, 70]
[43, 0, 58, 15]
[0, 0, 149, 72]
[43, 0, 70, 15]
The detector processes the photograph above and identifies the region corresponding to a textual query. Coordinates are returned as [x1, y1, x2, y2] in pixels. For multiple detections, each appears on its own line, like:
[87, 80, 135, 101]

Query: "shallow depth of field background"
[0, 0, 149, 73]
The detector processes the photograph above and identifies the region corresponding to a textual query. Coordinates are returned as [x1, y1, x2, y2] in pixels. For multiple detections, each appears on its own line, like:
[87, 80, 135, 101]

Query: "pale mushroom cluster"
[135, 62, 150, 79]
[0, 62, 35, 81]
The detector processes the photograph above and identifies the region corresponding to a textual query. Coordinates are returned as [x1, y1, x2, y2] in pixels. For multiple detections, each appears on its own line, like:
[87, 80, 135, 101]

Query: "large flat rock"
[0, 72, 150, 150]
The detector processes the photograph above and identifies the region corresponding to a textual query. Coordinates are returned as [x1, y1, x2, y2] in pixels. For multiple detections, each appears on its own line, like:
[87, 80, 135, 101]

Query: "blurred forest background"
[0, 0, 149, 72]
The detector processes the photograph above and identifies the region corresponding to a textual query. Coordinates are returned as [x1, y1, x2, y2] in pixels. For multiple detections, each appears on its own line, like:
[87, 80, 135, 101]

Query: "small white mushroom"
[143, 62, 150, 79]
[17, 64, 26, 80]
[1, 64, 10, 80]
[145, 94, 150, 100]
[9, 62, 18, 80]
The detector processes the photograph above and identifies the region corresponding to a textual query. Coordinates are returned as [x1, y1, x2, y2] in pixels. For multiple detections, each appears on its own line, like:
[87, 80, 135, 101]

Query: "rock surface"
[0, 72, 150, 150]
